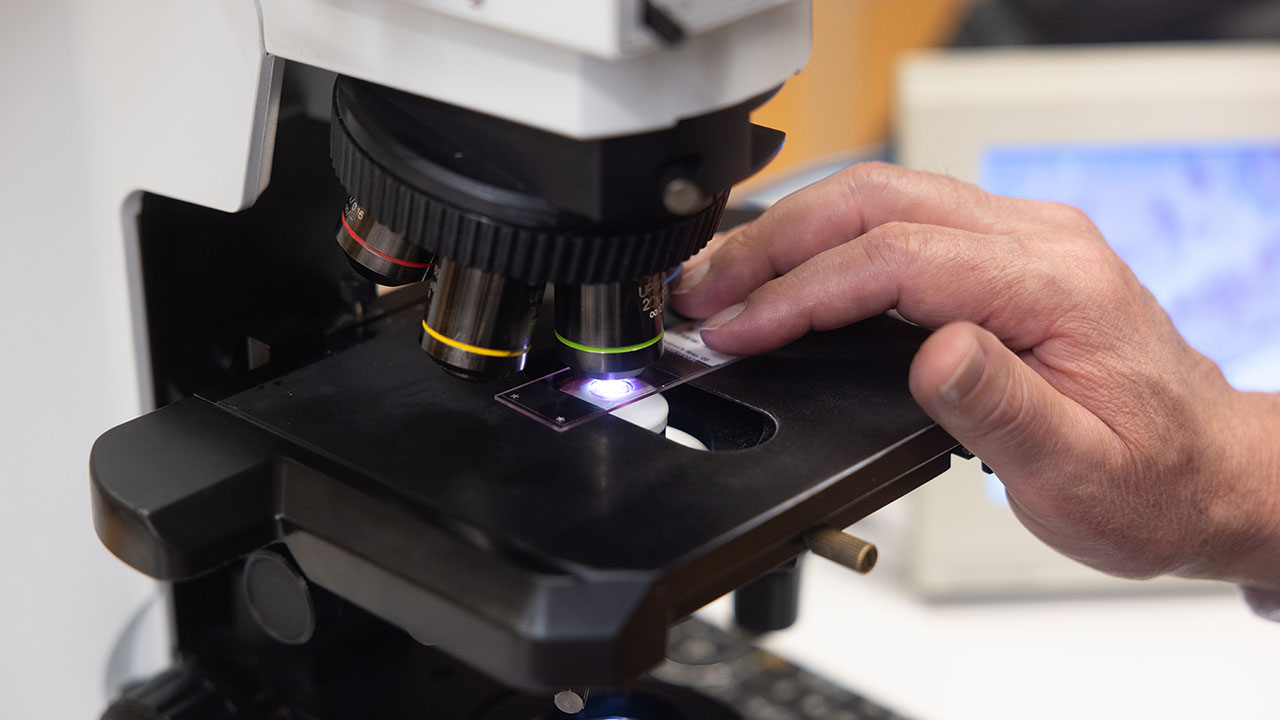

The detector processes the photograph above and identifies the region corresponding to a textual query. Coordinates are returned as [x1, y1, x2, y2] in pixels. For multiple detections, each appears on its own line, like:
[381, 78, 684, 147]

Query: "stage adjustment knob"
[804, 527, 878, 574]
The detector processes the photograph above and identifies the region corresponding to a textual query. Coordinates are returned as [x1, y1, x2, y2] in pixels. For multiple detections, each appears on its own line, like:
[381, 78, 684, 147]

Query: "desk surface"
[702, 537, 1277, 720]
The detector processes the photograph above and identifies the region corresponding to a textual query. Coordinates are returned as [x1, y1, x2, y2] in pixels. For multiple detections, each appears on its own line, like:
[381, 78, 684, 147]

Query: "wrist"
[1192, 390, 1280, 589]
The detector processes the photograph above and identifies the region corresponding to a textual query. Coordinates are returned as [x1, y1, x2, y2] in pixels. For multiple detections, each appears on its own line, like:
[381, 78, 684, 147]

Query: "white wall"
[0, 0, 274, 714]
[0, 4, 156, 717]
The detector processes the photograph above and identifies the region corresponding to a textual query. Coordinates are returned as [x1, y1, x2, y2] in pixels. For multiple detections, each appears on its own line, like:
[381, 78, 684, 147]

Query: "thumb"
[908, 322, 1092, 482]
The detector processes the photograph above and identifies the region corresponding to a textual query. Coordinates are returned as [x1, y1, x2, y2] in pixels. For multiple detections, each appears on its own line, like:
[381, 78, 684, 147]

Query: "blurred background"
[729, 2, 1280, 718]
[2, 1, 1278, 718]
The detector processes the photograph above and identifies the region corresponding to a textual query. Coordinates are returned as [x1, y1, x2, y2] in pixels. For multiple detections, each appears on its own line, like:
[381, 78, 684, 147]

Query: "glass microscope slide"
[496, 322, 740, 431]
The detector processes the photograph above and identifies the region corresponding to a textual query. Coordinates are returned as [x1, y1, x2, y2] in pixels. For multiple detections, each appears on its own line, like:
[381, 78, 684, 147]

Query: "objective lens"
[555, 273, 665, 379]
[337, 197, 434, 286]
[420, 260, 544, 381]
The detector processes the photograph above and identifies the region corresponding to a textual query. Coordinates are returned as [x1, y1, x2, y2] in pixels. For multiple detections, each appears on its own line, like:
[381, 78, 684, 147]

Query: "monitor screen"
[982, 142, 1280, 392]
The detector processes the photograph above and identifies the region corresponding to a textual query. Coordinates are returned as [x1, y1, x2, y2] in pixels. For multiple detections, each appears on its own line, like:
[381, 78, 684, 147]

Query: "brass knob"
[804, 527, 878, 573]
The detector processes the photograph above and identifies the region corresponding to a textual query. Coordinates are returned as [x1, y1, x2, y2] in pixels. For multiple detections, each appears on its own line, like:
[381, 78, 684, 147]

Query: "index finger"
[672, 162, 1094, 319]
[695, 219, 1113, 359]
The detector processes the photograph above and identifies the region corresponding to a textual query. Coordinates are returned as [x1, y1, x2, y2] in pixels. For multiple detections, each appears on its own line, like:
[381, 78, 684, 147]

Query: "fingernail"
[939, 335, 986, 404]
[701, 301, 746, 331]
[671, 260, 710, 296]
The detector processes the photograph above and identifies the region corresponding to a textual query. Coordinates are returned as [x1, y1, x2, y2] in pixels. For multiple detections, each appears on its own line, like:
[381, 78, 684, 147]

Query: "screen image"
[982, 143, 1280, 392]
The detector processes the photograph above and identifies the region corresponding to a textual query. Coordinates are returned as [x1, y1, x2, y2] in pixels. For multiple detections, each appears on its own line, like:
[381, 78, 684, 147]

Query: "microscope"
[91, 2, 957, 718]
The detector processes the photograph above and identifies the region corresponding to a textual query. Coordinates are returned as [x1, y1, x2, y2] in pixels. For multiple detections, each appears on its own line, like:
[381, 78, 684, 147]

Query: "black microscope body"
[92, 67, 957, 719]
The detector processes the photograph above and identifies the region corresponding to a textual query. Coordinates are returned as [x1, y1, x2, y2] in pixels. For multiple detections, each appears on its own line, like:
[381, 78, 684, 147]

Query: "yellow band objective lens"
[421, 320, 528, 358]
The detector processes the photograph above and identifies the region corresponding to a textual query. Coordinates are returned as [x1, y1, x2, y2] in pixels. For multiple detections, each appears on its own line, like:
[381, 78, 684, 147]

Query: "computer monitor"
[984, 142, 1280, 391]
[895, 43, 1280, 598]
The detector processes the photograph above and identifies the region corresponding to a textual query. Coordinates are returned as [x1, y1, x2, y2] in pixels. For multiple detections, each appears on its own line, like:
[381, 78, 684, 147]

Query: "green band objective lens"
[555, 330, 664, 355]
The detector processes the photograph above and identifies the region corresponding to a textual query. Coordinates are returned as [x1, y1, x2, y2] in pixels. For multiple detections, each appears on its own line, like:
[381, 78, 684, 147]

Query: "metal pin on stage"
[804, 527, 878, 574]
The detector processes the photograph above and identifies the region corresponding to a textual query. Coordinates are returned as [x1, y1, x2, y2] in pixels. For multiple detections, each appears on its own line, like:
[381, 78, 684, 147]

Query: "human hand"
[672, 163, 1280, 590]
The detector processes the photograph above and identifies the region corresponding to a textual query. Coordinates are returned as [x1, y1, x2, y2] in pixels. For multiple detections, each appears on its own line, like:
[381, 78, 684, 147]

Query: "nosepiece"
[330, 75, 783, 384]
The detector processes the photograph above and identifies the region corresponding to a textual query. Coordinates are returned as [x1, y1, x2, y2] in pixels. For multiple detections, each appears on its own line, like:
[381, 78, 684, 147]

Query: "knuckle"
[721, 218, 765, 258]
[842, 161, 901, 197]
[838, 161, 898, 197]
[1073, 240, 1137, 307]
[1043, 201, 1098, 232]
[1076, 234, 1118, 266]
[1028, 233, 1132, 335]
[846, 160, 897, 182]
[761, 266, 801, 300]
[860, 221, 918, 269]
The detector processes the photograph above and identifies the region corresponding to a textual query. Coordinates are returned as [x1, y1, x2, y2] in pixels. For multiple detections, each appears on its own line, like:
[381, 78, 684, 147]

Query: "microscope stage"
[92, 308, 955, 690]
